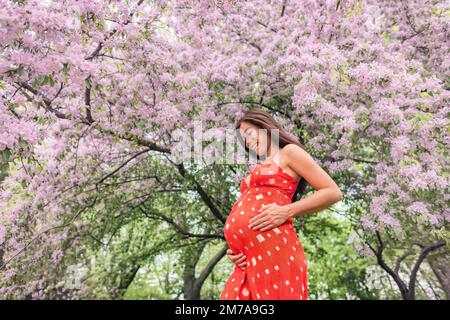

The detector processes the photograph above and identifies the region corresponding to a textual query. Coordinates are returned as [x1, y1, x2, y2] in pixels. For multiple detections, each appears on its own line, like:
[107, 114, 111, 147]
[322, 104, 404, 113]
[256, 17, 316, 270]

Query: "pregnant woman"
[220, 108, 343, 300]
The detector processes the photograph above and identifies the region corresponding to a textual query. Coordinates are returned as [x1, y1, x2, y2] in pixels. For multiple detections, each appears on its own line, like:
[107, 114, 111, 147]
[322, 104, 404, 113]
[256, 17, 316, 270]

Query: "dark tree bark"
[364, 231, 446, 300]
[427, 254, 450, 300]
[117, 264, 141, 298]
[183, 242, 228, 300]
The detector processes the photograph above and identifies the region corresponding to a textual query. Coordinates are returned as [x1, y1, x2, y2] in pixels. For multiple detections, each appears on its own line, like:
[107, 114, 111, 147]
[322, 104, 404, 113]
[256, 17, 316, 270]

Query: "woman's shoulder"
[280, 143, 307, 165]
[281, 143, 302, 154]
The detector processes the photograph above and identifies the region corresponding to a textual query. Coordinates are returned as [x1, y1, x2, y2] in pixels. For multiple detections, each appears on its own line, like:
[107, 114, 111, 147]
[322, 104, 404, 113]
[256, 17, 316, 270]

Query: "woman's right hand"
[226, 249, 247, 270]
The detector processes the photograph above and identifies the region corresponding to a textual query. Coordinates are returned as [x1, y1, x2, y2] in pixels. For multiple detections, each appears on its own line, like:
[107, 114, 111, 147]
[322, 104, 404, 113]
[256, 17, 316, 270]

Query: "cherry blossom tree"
[0, 0, 448, 299]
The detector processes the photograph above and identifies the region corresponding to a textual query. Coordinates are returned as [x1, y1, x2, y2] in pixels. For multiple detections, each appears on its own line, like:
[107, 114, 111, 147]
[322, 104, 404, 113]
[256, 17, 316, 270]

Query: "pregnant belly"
[224, 187, 293, 254]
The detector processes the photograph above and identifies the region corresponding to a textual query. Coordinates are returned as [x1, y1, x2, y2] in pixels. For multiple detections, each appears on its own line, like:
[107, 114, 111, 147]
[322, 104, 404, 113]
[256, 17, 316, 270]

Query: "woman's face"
[239, 121, 269, 156]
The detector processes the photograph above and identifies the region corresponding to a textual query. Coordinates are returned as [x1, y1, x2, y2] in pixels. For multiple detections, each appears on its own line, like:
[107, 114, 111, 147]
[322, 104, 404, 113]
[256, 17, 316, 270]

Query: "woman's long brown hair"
[235, 108, 308, 203]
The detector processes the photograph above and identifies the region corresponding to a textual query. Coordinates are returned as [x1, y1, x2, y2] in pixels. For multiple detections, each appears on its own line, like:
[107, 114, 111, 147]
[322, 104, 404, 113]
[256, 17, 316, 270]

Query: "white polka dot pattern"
[220, 160, 307, 300]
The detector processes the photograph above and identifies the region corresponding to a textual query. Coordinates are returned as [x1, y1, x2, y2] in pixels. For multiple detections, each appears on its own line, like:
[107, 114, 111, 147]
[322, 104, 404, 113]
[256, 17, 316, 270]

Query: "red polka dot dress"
[220, 159, 308, 300]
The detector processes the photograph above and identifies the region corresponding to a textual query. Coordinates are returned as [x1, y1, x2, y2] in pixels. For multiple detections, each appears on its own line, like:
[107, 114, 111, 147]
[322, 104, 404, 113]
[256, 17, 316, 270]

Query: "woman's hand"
[226, 249, 247, 270]
[248, 203, 292, 232]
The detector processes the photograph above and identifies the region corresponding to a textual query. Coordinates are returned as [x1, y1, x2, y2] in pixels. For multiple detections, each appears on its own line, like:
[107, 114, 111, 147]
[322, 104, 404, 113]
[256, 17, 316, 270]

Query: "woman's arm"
[248, 144, 344, 231]
[283, 144, 343, 218]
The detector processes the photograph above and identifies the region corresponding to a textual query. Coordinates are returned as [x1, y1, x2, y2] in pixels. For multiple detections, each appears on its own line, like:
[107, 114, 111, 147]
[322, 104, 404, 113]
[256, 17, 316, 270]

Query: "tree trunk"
[182, 242, 228, 300]
[428, 255, 450, 300]
[117, 264, 141, 298]
[183, 242, 206, 300]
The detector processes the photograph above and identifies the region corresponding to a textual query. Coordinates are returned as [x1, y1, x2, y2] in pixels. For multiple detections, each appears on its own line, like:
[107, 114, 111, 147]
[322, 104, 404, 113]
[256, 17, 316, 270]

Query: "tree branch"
[368, 231, 409, 299]
[174, 162, 226, 224]
[407, 240, 446, 299]
[84, 75, 94, 123]
[280, 0, 287, 17]
[95, 147, 152, 188]
[85, 0, 146, 60]
[195, 244, 228, 293]
[138, 205, 224, 240]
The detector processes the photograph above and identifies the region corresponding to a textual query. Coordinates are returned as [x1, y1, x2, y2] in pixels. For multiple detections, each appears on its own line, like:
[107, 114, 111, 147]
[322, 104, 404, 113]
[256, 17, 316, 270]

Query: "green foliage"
[296, 210, 383, 299]
[1, 148, 11, 174]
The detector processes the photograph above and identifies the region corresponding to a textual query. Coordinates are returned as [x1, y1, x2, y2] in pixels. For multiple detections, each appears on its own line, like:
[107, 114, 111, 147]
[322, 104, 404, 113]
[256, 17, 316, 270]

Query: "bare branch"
[407, 240, 446, 299]
[395, 242, 416, 274]
[280, 0, 287, 17]
[173, 161, 226, 224]
[138, 205, 224, 240]
[84, 75, 94, 123]
[95, 148, 152, 188]
[195, 244, 228, 292]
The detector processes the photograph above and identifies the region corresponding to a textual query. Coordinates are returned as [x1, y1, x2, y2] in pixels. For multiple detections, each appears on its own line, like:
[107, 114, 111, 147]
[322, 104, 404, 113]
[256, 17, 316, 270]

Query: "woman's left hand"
[248, 203, 292, 232]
